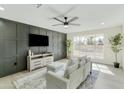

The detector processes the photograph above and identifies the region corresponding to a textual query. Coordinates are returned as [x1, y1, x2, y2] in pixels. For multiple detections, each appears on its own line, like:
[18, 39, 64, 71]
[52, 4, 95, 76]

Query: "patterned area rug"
[12, 68, 47, 89]
[12, 68, 99, 89]
[78, 70, 99, 89]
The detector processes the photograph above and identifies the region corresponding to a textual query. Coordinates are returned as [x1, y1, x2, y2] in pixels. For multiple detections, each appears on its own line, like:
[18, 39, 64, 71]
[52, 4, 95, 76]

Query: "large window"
[73, 34, 104, 61]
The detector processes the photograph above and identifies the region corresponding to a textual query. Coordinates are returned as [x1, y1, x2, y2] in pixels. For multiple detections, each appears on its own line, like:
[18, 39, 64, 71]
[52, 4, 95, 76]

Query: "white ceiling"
[0, 4, 124, 33]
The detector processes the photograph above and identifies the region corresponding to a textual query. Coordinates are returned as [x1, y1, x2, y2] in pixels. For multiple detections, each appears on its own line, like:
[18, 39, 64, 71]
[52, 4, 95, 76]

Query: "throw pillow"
[64, 63, 78, 79]
[85, 57, 91, 63]
[78, 56, 87, 67]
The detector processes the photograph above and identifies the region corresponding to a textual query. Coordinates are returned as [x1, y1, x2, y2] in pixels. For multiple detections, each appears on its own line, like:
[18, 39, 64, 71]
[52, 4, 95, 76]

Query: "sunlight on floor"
[92, 63, 115, 76]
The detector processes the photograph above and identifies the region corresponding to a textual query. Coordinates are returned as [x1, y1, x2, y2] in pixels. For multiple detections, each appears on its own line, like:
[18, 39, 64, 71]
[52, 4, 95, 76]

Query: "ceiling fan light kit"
[64, 25, 68, 28]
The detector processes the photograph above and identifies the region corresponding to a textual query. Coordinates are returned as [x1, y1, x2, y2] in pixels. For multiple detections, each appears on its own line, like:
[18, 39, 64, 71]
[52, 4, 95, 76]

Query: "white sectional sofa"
[46, 57, 92, 89]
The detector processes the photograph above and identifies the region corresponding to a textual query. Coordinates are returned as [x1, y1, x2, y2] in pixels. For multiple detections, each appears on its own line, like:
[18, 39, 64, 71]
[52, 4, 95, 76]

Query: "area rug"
[12, 68, 99, 89]
[78, 69, 99, 89]
[12, 68, 47, 89]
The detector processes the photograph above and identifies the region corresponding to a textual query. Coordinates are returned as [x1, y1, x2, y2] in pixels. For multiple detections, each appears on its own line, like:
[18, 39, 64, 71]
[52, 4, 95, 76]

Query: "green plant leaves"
[109, 33, 123, 53]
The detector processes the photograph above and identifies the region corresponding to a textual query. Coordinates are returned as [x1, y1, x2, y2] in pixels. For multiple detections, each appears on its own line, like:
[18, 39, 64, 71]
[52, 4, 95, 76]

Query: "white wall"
[67, 26, 123, 67]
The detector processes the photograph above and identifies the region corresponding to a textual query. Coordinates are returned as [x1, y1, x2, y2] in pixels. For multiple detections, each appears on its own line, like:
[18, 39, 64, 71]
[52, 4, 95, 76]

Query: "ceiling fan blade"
[52, 24, 63, 26]
[48, 7, 64, 17]
[68, 17, 79, 23]
[48, 7, 76, 18]
[53, 17, 64, 23]
[57, 7, 76, 18]
[69, 23, 80, 26]
[63, 7, 76, 16]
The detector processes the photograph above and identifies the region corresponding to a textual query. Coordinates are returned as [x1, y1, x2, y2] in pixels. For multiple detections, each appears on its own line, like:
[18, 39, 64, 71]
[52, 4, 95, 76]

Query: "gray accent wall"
[0, 18, 66, 77]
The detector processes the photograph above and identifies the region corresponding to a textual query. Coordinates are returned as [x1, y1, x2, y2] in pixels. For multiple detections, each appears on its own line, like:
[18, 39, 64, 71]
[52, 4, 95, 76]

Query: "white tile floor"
[94, 63, 124, 89]
[0, 62, 124, 89]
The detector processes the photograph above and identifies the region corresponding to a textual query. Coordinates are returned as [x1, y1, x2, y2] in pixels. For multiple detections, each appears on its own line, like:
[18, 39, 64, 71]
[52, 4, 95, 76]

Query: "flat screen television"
[29, 34, 49, 46]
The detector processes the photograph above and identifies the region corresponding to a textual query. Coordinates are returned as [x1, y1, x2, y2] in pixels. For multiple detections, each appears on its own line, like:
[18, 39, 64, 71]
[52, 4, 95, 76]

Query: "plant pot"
[114, 62, 120, 68]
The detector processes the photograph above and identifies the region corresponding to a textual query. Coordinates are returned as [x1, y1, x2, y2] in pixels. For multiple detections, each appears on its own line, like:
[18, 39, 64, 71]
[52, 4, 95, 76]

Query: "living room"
[0, 3, 124, 90]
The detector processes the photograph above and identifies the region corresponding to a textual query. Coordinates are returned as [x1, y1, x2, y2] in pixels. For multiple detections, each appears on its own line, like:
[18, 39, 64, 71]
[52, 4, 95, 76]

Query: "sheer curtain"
[72, 34, 104, 62]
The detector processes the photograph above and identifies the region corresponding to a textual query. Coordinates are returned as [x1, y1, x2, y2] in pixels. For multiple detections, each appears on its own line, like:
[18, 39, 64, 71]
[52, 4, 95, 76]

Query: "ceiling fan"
[48, 6, 80, 28]
[52, 16, 80, 28]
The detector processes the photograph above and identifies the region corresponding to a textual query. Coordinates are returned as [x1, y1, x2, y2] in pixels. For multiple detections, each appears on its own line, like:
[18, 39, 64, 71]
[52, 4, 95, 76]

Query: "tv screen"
[29, 34, 49, 46]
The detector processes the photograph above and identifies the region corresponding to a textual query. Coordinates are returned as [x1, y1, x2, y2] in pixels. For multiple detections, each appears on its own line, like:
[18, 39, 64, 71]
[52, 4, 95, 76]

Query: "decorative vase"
[28, 50, 32, 56]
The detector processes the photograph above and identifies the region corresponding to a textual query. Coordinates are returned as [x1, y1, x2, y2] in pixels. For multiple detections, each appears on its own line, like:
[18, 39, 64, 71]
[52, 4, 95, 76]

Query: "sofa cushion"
[64, 63, 78, 79]
[47, 62, 64, 72]
[55, 70, 65, 77]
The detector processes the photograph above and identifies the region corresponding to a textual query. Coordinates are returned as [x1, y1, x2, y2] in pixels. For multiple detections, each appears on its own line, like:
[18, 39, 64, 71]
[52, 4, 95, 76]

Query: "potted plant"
[109, 33, 123, 68]
[66, 39, 72, 58]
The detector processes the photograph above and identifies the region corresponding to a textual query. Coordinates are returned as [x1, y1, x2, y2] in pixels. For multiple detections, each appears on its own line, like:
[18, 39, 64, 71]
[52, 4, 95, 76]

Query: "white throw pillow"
[86, 57, 91, 63]
[79, 56, 87, 67]
[64, 63, 78, 79]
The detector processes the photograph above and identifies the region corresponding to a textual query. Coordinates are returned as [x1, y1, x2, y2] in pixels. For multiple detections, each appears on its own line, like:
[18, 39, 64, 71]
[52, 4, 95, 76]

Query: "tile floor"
[93, 63, 124, 89]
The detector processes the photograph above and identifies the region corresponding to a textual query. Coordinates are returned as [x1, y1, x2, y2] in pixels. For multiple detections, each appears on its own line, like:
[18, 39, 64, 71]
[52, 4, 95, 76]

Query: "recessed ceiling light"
[0, 6, 5, 11]
[101, 22, 105, 25]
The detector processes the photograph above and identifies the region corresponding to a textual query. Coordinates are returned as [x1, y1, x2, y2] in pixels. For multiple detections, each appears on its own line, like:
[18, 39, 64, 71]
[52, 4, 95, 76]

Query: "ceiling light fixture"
[0, 6, 5, 11]
[101, 22, 105, 25]
[64, 25, 68, 28]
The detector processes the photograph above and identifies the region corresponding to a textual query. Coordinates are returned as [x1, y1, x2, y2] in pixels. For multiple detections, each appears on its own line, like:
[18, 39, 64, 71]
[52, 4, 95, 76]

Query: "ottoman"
[46, 62, 64, 72]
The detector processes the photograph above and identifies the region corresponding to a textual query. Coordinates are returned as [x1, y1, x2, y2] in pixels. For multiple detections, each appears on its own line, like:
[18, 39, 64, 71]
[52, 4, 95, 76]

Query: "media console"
[27, 53, 54, 71]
